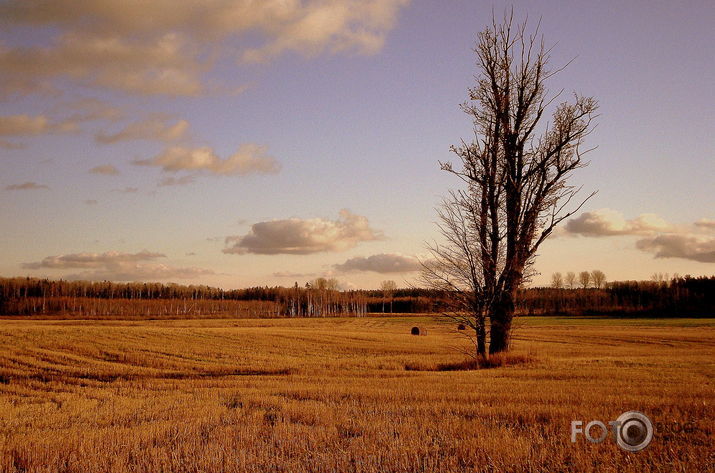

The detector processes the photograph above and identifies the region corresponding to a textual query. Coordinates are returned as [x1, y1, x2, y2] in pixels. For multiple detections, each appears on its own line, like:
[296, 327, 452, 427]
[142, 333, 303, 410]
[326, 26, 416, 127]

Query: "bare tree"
[424, 13, 597, 355]
[551, 272, 563, 289]
[421, 198, 489, 357]
[565, 271, 576, 289]
[311, 277, 339, 291]
[590, 270, 606, 289]
[579, 271, 591, 289]
[380, 280, 397, 313]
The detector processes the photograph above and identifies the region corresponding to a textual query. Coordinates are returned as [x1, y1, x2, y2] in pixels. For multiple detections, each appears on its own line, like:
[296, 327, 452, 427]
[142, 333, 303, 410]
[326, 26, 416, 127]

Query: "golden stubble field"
[0, 315, 713, 473]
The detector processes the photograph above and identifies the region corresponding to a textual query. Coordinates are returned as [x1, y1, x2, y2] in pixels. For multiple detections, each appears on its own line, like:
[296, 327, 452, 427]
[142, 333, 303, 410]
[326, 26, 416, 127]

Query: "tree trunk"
[489, 290, 515, 354]
[476, 316, 487, 358]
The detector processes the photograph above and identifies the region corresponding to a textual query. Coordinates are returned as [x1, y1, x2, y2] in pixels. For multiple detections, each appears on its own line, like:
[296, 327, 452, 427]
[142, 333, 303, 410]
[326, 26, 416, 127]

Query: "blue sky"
[1, 0, 713, 289]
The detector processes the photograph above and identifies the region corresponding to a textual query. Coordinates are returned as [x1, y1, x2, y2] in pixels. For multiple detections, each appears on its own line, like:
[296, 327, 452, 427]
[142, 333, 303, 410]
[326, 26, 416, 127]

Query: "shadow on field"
[1, 368, 293, 385]
[404, 352, 537, 371]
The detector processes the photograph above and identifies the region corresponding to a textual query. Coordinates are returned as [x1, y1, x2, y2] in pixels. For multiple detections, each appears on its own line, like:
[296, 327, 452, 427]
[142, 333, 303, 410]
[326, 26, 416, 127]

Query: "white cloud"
[564, 209, 671, 237]
[22, 250, 213, 281]
[334, 253, 421, 273]
[224, 210, 382, 255]
[5, 182, 48, 190]
[636, 234, 715, 263]
[96, 116, 189, 144]
[134, 144, 280, 176]
[89, 164, 120, 175]
[240, 0, 411, 63]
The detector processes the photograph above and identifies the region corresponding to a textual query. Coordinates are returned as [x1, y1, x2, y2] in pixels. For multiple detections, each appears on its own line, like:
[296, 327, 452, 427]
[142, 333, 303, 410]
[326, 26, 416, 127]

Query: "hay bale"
[410, 326, 421, 336]
[457, 324, 466, 331]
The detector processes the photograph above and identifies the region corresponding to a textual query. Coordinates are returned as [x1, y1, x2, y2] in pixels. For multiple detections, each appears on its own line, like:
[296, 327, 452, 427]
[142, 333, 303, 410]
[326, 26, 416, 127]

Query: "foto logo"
[571, 411, 653, 452]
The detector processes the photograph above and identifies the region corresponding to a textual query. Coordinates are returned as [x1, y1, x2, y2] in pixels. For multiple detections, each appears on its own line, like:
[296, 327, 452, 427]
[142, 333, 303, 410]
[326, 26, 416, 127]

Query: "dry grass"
[0, 316, 713, 472]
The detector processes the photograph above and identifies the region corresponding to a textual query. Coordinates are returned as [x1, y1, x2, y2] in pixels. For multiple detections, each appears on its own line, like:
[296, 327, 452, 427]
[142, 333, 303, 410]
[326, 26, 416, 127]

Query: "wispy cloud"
[134, 144, 280, 176]
[224, 210, 382, 255]
[58, 97, 124, 123]
[0, 114, 79, 136]
[22, 250, 214, 281]
[158, 175, 196, 187]
[0, 139, 25, 149]
[694, 218, 715, 230]
[96, 116, 189, 144]
[113, 187, 138, 194]
[272, 271, 316, 279]
[5, 181, 48, 191]
[0, 114, 49, 136]
[24, 250, 165, 269]
[334, 253, 421, 273]
[563, 209, 671, 237]
[89, 164, 120, 175]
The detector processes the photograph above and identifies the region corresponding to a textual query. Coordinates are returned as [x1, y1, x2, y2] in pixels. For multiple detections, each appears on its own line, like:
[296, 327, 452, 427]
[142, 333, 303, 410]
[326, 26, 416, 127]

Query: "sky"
[1, 0, 713, 290]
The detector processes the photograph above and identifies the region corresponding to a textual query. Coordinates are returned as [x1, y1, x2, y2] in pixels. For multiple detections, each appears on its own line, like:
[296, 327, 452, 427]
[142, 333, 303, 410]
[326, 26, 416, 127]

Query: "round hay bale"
[410, 326, 420, 336]
[457, 323, 466, 331]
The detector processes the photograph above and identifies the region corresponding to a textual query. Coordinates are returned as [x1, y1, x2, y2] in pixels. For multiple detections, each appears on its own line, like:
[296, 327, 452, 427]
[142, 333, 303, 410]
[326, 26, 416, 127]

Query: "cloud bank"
[0, 32, 205, 97]
[334, 253, 421, 273]
[564, 209, 715, 264]
[23, 250, 213, 281]
[0, 0, 410, 96]
[224, 210, 381, 255]
[635, 234, 715, 263]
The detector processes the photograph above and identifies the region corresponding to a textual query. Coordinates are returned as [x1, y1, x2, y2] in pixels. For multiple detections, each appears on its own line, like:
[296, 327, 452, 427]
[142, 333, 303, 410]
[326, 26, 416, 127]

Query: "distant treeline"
[0, 277, 445, 317]
[518, 277, 715, 317]
[0, 276, 713, 317]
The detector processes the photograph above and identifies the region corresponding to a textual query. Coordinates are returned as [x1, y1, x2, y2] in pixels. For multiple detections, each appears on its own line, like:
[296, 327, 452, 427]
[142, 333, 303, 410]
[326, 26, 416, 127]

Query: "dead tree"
[424, 12, 597, 355]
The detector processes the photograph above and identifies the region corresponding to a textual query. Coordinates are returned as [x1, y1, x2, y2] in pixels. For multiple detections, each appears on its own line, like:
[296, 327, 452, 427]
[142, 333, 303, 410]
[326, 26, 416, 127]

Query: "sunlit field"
[0, 316, 713, 472]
